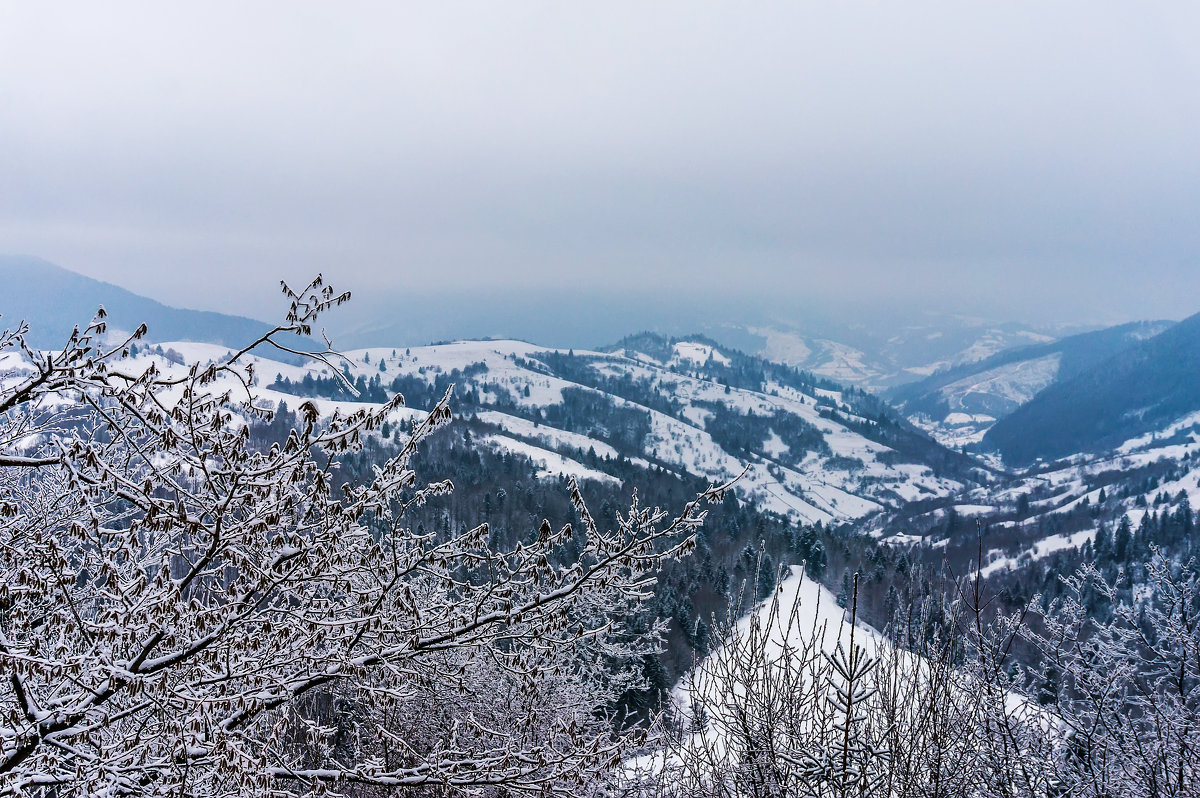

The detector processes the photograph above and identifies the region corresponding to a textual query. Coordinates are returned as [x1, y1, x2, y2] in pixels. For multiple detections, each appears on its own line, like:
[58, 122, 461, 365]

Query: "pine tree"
[1113, 515, 1132, 561]
[808, 538, 828, 578]
[837, 568, 852, 608]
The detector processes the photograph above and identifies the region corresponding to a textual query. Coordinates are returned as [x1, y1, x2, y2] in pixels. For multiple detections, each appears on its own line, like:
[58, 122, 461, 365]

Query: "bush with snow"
[0, 279, 726, 796]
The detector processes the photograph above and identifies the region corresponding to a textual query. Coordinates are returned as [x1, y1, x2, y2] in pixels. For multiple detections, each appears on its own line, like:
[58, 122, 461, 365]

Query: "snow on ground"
[807, 340, 881, 385]
[1130, 467, 1200, 528]
[680, 404, 712, 429]
[746, 329, 889, 387]
[481, 435, 619, 486]
[996, 408, 1200, 528]
[677, 568, 887, 708]
[904, 351, 1066, 448]
[671, 341, 730, 367]
[1117, 410, 1200, 453]
[636, 566, 1051, 783]
[52, 336, 967, 520]
[367, 343, 947, 517]
[953, 504, 997, 516]
[1, 334, 978, 538]
[945, 412, 996, 427]
[259, 388, 428, 426]
[937, 353, 1061, 411]
[904, 360, 950, 377]
[952, 329, 1054, 365]
[937, 408, 1200, 577]
[473, 410, 620, 461]
[908, 353, 1062, 448]
[748, 327, 813, 366]
[762, 430, 788, 460]
[635, 393, 934, 525]
[633, 565, 1054, 785]
[909, 415, 995, 449]
[982, 528, 1094, 577]
[513, 347, 962, 523]
[624, 568, 887, 777]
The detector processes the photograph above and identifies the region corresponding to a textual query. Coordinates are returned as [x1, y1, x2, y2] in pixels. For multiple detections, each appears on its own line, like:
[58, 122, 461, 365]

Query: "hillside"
[0, 261, 992, 526]
[984, 312, 1200, 465]
[0, 255, 285, 350]
[54, 328, 978, 531]
[738, 316, 1072, 391]
[889, 320, 1172, 446]
[22, 261, 1195, 622]
[260, 333, 985, 526]
[2, 325, 988, 689]
[872, 404, 1200, 564]
[330, 297, 1080, 393]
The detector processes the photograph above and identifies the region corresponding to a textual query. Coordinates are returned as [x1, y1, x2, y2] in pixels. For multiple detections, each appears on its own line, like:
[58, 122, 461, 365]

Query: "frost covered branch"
[0, 279, 723, 796]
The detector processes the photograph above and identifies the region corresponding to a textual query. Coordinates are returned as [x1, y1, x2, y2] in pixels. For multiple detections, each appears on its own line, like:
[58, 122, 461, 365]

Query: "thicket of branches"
[0, 279, 728, 796]
[633, 552, 1199, 798]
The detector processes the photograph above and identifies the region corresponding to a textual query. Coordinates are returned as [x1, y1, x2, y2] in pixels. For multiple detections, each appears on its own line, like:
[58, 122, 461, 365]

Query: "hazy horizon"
[3, 3, 1199, 334]
[4, 252, 1140, 350]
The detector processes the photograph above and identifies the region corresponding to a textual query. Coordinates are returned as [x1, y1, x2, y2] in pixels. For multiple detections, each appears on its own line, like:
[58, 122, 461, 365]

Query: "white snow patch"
[671, 341, 730, 367]
[474, 411, 620, 461]
[982, 529, 1094, 577]
[481, 435, 619, 486]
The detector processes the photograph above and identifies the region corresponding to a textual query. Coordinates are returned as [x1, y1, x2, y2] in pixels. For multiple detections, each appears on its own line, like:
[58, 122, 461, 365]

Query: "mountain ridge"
[984, 311, 1200, 465]
[889, 320, 1174, 446]
[0, 255, 288, 351]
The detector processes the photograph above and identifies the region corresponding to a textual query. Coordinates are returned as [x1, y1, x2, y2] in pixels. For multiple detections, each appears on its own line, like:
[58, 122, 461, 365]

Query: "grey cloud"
[1, 1, 1198, 330]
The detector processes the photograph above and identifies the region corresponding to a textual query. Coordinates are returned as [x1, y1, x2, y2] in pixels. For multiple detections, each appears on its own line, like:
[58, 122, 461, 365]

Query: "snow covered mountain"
[867, 373, 1200, 592]
[871, 405, 1200, 586]
[10, 258, 1190, 595]
[889, 320, 1172, 447]
[730, 316, 1075, 392]
[58, 330, 981, 528]
[847, 313, 1200, 592]
[983, 312, 1200, 465]
[254, 333, 985, 525]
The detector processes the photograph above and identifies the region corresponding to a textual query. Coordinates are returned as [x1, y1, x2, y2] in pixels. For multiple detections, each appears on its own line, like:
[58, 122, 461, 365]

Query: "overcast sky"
[2, 2, 1198, 332]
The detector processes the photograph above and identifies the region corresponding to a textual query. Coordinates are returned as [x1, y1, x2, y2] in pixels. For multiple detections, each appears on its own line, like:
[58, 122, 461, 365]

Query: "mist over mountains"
[0, 255, 278, 350]
[8, 4, 1200, 790]
[985, 311, 1200, 464]
[9, 256, 1199, 576]
[6, 256, 1200, 474]
[2, 256, 1091, 389]
[889, 320, 1175, 447]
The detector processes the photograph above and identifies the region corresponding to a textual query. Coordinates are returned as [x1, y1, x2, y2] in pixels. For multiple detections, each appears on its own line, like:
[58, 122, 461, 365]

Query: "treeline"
[270, 361, 488, 409]
[697, 402, 830, 462]
[530, 350, 684, 417]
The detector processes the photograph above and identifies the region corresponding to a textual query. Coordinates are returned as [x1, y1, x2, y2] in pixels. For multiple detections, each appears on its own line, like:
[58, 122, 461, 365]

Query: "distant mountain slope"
[888, 320, 1172, 447]
[736, 317, 1074, 392]
[984, 313, 1200, 464]
[332, 295, 1083, 393]
[253, 332, 985, 525]
[0, 255, 281, 350]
